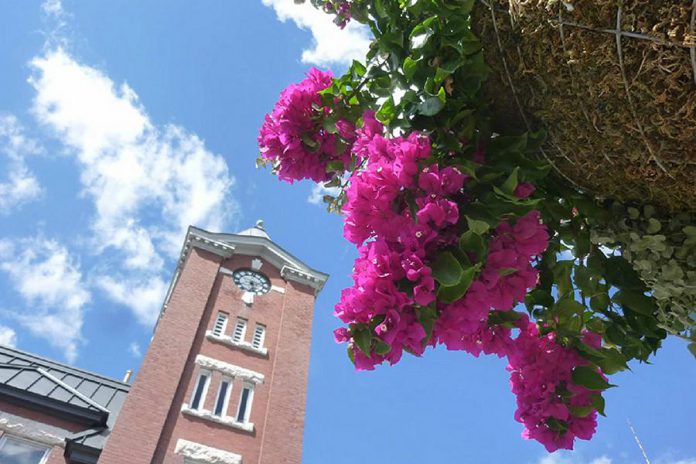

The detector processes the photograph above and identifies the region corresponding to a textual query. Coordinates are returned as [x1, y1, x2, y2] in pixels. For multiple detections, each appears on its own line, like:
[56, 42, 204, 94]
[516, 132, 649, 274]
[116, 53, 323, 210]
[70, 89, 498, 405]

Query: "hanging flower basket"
[475, 0, 696, 213]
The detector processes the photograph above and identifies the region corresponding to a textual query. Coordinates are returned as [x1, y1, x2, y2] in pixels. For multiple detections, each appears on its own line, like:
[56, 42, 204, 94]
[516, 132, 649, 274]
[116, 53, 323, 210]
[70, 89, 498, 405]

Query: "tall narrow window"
[236, 384, 254, 423]
[213, 378, 231, 417]
[251, 324, 266, 349]
[190, 371, 210, 410]
[212, 312, 228, 336]
[232, 318, 247, 343]
[0, 435, 49, 464]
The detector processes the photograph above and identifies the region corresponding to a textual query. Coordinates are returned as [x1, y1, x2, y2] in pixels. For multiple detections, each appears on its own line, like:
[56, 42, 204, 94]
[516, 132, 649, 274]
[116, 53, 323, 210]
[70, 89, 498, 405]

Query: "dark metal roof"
[0, 345, 130, 454]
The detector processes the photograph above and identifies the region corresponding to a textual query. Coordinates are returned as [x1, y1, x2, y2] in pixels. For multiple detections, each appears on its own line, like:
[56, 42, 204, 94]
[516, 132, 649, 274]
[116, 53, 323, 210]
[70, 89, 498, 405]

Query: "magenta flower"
[258, 68, 354, 183]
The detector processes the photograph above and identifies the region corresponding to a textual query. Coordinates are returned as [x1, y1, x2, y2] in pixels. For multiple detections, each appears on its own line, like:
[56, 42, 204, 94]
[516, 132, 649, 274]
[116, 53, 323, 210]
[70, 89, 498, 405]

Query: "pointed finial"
[255, 219, 265, 230]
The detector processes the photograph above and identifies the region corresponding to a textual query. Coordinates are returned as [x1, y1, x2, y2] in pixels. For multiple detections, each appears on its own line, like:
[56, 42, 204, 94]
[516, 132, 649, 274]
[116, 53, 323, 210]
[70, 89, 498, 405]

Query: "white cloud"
[128, 341, 142, 358]
[96, 276, 168, 326]
[0, 115, 43, 213]
[29, 47, 237, 325]
[655, 458, 696, 464]
[308, 182, 341, 205]
[0, 238, 89, 362]
[538, 455, 612, 464]
[261, 0, 370, 67]
[0, 326, 18, 348]
[41, 0, 64, 17]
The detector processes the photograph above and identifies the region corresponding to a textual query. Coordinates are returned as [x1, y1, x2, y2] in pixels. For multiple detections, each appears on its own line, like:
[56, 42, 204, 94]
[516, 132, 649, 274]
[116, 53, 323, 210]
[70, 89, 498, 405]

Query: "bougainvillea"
[258, 68, 354, 183]
[258, 0, 671, 453]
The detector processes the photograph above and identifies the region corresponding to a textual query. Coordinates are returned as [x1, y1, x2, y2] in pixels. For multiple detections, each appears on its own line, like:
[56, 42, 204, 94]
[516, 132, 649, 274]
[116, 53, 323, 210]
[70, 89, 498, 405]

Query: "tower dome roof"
[236, 219, 270, 240]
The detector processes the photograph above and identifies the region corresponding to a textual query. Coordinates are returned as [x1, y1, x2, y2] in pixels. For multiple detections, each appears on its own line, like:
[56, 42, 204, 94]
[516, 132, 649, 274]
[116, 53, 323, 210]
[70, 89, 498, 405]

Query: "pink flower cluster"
[507, 321, 601, 452]
[335, 115, 467, 369]
[258, 68, 354, 183]
[258, 72, 604, 449]
[434, 211, 549, 356]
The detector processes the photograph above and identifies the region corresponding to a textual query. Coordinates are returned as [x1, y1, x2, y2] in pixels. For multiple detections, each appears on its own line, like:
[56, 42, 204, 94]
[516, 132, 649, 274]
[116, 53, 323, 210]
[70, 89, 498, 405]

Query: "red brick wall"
[100, 245, 317, 464]
[99, 247, 223, 464]
[154, 254, 316, 464]
[258, 280, 315, 464]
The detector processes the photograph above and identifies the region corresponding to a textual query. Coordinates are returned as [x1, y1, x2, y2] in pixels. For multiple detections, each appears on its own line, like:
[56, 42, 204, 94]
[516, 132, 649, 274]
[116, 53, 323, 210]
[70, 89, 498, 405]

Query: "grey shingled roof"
[0, 345, 130, 452]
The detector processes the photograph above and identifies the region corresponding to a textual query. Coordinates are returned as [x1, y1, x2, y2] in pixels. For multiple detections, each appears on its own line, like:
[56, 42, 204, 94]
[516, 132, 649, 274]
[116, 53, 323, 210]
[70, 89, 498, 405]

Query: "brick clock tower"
[100, 222, 328, 464]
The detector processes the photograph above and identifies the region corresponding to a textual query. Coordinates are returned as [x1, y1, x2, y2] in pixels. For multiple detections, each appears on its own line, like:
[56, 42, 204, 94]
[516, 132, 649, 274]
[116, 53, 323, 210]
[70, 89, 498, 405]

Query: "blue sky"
[0, 1, 694, 463]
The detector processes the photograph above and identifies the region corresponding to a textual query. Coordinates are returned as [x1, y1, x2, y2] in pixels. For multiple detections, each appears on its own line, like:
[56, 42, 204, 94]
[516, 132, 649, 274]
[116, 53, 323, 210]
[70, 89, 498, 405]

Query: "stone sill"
[181, 405, 254, 433]
[206, 331, 269, 357]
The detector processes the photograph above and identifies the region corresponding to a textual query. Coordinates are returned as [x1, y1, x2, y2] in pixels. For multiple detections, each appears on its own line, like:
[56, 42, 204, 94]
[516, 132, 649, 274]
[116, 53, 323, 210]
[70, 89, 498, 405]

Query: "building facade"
[0, 222, 328, 464]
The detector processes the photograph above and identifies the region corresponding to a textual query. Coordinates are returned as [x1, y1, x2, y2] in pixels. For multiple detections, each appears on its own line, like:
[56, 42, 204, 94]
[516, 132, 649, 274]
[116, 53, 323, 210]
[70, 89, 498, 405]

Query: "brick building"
[0, 221, 328, 464]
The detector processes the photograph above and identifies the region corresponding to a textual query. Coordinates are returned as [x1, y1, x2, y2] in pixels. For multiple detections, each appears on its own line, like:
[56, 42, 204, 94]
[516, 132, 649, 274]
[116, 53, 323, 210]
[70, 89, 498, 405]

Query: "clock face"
[232, 269, 271, 295]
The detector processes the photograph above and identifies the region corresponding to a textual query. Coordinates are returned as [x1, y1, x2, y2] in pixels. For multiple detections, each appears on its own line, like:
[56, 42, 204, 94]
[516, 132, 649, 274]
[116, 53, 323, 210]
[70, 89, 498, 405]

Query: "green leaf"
[498, 267, 518, 277]
[466, 216, 490, 235]
[459, 231, 485, 259]
[546, 417, 568, 433]
[431, 251, 464, 287]
[500, 167, 520, 195]
[403, 57, 418, 81]
[437, 265, 478, 303]
[461, 0, 476, 15]
[347, 344, 355, 365]
[572, 366, 614, 391]
[616, 290, 656, 316]
[376, 97, 396, 124]
[646, 218, 662, 234]
[591, 394, 606, 416]
[595, 348, 629, 375]
[569, 404, 596, 418]
[350, 60, 366, 78]
[375, 341, 391, 355]
[525, 288, 554, 310]
[604, 256, 643, 290]
[556, 298, 585, 320]
[417, 305, 438, 345]
[590, 293, 610, 312]
[353, 329, 372, 356]
[417, 96, 444, 116]
[688, 342, 696, 360]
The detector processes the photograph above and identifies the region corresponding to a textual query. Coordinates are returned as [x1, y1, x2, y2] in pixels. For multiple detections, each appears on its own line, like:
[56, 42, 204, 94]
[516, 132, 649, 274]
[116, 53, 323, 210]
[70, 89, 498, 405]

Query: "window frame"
[212, 311, 229, 337]
[189, 369, 211, 411]
[0, 434, 50, 464]
[212, 376, 233, 417]
[235, 383, 254, 424]
[251, 324, 266, 349]
[231, 317, 248, 343]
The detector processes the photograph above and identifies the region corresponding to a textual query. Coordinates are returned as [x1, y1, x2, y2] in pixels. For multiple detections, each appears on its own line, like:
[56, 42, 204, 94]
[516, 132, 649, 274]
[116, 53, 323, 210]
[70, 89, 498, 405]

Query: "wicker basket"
[475, 0, 696, 213]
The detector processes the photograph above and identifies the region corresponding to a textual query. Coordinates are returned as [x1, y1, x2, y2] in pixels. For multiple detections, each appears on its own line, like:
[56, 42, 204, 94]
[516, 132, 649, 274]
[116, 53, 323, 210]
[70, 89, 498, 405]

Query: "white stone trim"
[0, 412, 66, 447]
[206, 331, 268, 357]
[280, 265, 324, 290]
[181, 405, 254, 433]
[175, 439, 242, 464]
[251, 258, 263, 270]
[195, 355, 264, 384]
[271, 285, 285, 294]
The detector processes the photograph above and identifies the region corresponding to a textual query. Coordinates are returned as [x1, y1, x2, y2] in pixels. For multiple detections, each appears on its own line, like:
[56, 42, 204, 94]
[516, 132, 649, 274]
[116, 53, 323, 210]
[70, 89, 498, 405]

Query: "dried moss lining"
[475, 0, 696, 213]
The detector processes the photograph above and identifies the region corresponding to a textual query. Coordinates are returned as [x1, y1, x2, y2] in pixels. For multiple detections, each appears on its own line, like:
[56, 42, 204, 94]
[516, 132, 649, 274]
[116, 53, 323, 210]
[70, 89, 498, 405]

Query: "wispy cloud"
[28, 47, 237, 326]
[0, 238, 90, 362]
[128, 341, 142, 358]
[0, 115, 43, 213]
[0, 326, 18, 348]
[538, 454, 612, 464]
[261, 0, 370, 67]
